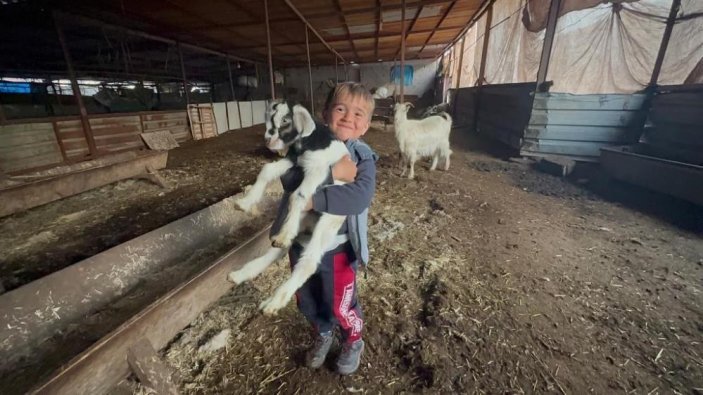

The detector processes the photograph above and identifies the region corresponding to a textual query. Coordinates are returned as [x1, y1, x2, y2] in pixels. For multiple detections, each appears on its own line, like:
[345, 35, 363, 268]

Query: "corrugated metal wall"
[521, 93, 647, 161]
[641, 86, 703, 165]
[477, 83, 535, 150]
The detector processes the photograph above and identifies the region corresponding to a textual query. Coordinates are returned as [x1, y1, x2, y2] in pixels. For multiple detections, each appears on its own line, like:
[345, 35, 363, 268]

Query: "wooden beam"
[264, 0, 276, 100]
[415, 0, 459, 59]
[375, 0, 381, 60]
[334, 0, 360, 62]
[127, 338, 179, 395]
[394, 5, 423, 60]
[306, 27, 315, 115]
[473, 2, 493, 132]
[649, 0, 681, 86]
[436, 0, 492, 60]
[284, 0, 346, 63]
[455, 36, 466, 90]
[477, 3, 493, 88]
[53, 11, 257, 65]
[536, 0, 562, 88]
[177, 43, 190, 106]
[227, 59, 243, 130]
[28, 227, 274, 395]
[53, 12, 97, 157]
[400, 0, 406, 103]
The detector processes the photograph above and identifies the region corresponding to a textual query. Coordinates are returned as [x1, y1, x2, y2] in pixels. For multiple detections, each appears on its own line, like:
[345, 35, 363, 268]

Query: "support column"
[649, 0, 681, 86]
[227, 59, 243, 130]
[335, 58, 339, 83]
[54, 12, 97, 157]
[452, 36, 466, 122]
[535, 0, 561, 89]
[306, 26, 314, 115]
[474, 2, 493, 132]
[264, 0, 276, 99]
[177, 42, 190, 106]
[399, 0, 406, 103]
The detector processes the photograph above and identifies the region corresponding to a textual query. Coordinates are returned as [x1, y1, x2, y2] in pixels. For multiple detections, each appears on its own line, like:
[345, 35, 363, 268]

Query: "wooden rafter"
[333, 0, 360, 62]
[394, 5, 423, 60]
[415, 0, 458, 59]
[375, 0, 381, 60]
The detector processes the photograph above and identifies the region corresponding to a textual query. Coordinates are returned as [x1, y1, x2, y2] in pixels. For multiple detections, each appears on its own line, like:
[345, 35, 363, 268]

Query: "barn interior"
[0, 0, 702, 394]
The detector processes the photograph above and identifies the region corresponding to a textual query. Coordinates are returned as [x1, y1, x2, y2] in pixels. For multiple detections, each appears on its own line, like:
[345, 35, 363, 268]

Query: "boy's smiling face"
[326, 93, 372, 141]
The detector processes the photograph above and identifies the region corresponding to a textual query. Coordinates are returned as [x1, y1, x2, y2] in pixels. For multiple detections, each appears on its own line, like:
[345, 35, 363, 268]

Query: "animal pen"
[0, 0, 702, 394]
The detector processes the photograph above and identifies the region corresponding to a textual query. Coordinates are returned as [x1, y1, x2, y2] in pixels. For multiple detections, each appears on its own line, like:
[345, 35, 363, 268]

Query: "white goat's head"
[264, 100, 316, 152]
[393, 102, 414, 116]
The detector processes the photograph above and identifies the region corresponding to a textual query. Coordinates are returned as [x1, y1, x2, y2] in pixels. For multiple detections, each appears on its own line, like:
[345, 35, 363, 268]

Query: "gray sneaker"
[306, 331, 334, 369]
[336, 339, 365, 375]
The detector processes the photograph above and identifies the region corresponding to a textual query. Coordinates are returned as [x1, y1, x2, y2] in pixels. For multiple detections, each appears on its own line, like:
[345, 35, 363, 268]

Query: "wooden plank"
[522, 139, 606, 158]
[29, 227, 274, 395]
[524, 125, 637, 142]
[529, 109, 645, 127]
[141, 131, 180, 151]
[127, 338, 179, 395]
[532, 93, 646, 111]
[0, 151, 166, 218]
[601, 145, 703, 205]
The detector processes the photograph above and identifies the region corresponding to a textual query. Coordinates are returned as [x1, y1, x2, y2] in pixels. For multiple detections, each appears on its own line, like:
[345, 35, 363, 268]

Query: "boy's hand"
[332, 155, 357, 182]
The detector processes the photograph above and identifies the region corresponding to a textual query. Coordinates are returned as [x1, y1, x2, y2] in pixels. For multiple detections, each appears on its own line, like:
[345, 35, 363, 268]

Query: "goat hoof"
[259, 296, 287, 315]
[271, 238, 291, 249]
[233, 198, 251, 212]
[228, 270, 247, 285]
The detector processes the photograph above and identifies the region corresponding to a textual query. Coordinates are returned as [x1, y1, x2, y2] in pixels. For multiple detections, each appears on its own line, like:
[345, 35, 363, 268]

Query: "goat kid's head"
[264, 100, 316, 152]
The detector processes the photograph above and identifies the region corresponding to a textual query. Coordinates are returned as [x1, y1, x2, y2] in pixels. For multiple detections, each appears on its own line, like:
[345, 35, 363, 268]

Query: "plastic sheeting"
[446, 0, 703, 94]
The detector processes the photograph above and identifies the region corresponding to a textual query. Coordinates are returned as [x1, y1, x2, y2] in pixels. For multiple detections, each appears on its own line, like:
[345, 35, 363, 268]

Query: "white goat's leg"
[261, 214, 346, 315]
[429, 153, 439, 171]
[443, 149, 452, 171]
[235, 158, 293, 213]
[228, 247, 285, 284]
[408, 153, 417, 179]
[271, 166, 330, 248]
[399, 153, 408, 177]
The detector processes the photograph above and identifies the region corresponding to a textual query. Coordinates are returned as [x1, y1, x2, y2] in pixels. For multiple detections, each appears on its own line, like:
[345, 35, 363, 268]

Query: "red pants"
[290, 242, 363, 343]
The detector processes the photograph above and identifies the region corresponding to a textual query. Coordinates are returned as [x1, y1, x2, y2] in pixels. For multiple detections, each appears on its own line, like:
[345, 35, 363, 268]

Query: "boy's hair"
[323, 82, 375, 120]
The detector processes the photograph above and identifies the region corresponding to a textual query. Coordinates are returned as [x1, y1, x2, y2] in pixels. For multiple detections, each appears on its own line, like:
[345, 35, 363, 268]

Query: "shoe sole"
[337, 341, 365, 375]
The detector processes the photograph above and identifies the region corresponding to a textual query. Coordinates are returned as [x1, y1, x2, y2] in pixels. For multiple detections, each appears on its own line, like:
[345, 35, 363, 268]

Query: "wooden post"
[649, 0, 681, 86]
[54, 12, 97, 157]
[474, 2, 494, 132]
[452, 36, 466, 122]
[227, 59, 243, 130]
[536, 0, 561, 89]
[306, 26, 314, 115]
[177, 42, 190, 106]
[335, 58, 339, 83]
[399, 0, 406, 103]
[51, 120, 69, 162]
[264, 0, 276, 100]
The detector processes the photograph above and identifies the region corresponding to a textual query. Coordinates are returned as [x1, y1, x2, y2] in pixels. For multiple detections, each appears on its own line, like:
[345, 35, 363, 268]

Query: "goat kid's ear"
[292, 104, 316, 137]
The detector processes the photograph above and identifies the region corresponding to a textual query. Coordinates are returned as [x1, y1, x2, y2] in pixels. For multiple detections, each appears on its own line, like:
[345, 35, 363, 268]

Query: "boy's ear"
[292, 104, 316, 137]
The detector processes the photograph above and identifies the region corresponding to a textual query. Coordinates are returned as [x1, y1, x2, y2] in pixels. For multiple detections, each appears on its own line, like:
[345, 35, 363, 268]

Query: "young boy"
[269, 82, 377, 375]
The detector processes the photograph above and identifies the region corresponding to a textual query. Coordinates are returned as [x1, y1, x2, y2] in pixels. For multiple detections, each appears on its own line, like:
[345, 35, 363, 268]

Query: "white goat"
[228, 100, 349, 315]
[393, 102, 453, 179]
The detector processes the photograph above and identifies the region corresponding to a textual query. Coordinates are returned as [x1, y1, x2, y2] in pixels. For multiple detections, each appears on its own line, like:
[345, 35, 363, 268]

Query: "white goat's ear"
[292, 105, 316, 137]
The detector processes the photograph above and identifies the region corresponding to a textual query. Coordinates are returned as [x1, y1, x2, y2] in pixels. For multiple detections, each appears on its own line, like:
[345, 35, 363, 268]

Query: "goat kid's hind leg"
[261, 214, 346, 315]
[408, 153, 417, 179]
[271, 166, 329, 248]
[234, 158, 293, 213]
[228, 247, 285, 285]
[443, 148, 452, 171]
[429, 152, 439, 171]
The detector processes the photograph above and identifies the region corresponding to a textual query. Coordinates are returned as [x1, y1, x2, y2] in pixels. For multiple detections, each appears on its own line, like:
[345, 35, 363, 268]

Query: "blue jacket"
[270, 139, 378, 265]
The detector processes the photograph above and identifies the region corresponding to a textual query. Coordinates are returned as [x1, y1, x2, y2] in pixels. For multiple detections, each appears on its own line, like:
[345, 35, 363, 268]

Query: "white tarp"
[447, 0, 703, 94]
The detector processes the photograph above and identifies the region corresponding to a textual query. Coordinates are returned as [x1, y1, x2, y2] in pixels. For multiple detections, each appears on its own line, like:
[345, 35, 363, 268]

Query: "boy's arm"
[311, 157, 376, 216]
[279, 166, 304, 192]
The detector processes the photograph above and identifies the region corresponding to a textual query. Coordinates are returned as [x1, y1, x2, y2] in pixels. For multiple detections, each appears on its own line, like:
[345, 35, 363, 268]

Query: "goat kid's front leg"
[270, 166, 330, 248]
[429, 154, 439, 171]
[261, 214, 346, 315]
[228, 247, 285, 285]
[234, 158, 293, 213]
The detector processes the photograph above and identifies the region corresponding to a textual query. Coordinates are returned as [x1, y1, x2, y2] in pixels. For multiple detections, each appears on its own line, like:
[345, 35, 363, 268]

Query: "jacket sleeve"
[311, 157, 376, 216]
[279, 166, 304, 192]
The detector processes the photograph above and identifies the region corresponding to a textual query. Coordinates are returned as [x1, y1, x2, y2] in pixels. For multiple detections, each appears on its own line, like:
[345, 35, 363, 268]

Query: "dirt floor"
[2, 123, 702, 394]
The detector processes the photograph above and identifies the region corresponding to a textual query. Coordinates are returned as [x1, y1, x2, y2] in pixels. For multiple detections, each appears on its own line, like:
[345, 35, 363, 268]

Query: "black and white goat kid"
[228, 100, 350, 315]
